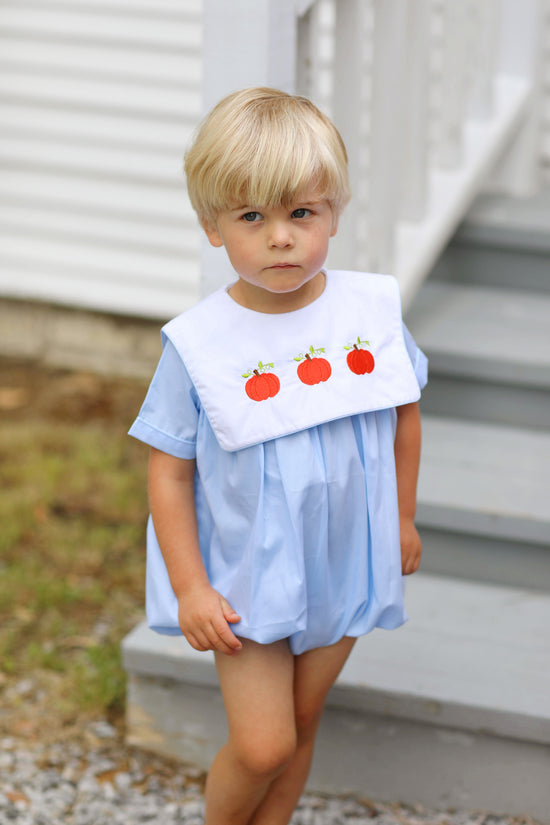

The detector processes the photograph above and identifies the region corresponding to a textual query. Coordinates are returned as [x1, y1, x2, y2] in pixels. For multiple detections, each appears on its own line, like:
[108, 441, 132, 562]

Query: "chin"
[267, 284, 306, 295]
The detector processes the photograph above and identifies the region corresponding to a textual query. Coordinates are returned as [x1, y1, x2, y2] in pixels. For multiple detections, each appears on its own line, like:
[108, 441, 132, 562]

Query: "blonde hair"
[184, 87, 351, 225]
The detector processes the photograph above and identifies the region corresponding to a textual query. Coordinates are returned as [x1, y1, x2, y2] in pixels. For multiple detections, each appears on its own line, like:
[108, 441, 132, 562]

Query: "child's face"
[203, 190, 338, 310]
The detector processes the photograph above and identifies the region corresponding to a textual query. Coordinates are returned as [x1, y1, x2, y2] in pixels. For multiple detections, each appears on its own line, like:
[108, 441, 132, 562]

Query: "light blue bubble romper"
[129, 270, 428, 655]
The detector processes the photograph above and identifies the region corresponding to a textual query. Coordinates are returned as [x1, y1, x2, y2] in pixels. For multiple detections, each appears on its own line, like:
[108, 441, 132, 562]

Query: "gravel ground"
[0, 721, 542, 825]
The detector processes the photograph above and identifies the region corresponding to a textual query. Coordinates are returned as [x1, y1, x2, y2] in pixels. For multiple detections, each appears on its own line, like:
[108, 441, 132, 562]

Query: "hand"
[178, 584, 243, 656]
[400, 517, 422, 575]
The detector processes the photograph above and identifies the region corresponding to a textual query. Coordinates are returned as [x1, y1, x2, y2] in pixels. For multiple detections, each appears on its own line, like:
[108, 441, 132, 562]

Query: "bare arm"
[394, 402, 422, 575]
[148, 447, 242, 654]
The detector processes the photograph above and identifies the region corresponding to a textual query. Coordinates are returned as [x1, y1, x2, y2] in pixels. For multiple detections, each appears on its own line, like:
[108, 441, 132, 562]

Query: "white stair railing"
[202, 0, 544, 309]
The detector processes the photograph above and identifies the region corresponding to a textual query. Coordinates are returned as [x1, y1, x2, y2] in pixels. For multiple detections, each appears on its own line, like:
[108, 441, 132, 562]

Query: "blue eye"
[242, 211, 262, 222]
[292, 208, 311, 219]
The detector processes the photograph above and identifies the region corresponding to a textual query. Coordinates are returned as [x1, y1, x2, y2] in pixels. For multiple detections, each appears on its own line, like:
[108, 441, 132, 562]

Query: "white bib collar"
[163, 270, 421, 451]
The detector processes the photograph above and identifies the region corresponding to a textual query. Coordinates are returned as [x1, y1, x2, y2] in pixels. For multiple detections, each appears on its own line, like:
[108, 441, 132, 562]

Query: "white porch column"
[200, 0, 300, 294]
[202, 0, 298, 108]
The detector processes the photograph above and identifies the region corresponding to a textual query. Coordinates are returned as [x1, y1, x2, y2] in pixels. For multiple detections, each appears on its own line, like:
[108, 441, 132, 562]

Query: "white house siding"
[0, 0, 203, 320]
[0, 0, 549, 322]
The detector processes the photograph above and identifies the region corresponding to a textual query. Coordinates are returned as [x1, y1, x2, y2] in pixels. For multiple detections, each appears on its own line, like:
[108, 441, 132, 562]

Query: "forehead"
[228, 189, 328, 210]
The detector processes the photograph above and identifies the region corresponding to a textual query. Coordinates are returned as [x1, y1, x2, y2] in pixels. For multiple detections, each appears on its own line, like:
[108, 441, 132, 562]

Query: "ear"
[202, 218, 224, 248]
[329, 213, 339, 238]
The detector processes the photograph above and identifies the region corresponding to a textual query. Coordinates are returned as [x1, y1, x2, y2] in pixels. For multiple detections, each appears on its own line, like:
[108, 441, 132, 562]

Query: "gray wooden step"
[122, 572, 550, 821]
[418, 415, 550, 589]
[406, 281, 550, 428]
[430, 187, 550, 294]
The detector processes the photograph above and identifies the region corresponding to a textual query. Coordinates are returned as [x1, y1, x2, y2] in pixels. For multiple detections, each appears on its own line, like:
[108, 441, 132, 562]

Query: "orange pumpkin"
[245, 370, 280, 401]
[297, 354, 332, 385]
[347, 346, 375, 375]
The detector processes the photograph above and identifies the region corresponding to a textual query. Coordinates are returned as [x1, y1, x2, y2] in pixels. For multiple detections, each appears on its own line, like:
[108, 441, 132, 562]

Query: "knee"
[232, 730, 297, 781]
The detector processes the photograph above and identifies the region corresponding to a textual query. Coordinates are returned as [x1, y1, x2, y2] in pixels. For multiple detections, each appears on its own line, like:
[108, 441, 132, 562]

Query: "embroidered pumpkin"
[345, 338, 375, 374]
[245, 371, 280, 401]
[243, 361, 280, 401]
[295, 346, 332, 385]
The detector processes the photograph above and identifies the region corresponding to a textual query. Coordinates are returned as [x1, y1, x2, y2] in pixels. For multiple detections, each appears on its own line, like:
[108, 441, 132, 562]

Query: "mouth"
[266, 264, 298, 270]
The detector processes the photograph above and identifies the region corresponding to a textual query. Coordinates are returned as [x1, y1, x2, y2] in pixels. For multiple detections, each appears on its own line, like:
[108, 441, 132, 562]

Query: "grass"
[0, 362, 150, 735]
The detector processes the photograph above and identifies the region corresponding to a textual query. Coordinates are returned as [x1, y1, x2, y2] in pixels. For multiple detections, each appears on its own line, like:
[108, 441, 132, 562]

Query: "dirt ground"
[0, 356, 150, 746]
[0, 356, 148, 427]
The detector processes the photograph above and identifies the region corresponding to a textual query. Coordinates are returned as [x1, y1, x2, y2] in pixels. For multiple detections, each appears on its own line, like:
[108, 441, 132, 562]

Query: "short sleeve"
[402, 323, 428, 390]
[128, 338, 199, 459]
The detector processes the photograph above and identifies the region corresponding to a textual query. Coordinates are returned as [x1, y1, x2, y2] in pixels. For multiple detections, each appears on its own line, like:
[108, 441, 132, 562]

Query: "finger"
[186, 631, 210, 652]
[211, 619, 242, 653]
[404, 557, 419, 575]
[220, 597, 241, 623]
[212, 637, 241, 656]
[184, 615, 237, 655]
[191, 618, 227, 649]
[202, 630, 239, 656]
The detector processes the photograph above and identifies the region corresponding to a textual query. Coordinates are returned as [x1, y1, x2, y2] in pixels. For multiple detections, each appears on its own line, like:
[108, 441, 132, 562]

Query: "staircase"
[408, 188, 550, 591]
[122, 189, 550, 822]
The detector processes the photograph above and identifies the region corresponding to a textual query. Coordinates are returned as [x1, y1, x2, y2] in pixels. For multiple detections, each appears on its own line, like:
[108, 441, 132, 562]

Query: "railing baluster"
[364, 0, 410, 273]
[328, 0, 370, 271]
[436, 0, 469, 169]
[297, 0, 332, 105]
[469, 0, 499, 120]
[400, 0, 430, 222]
[487, 0, 543, 196]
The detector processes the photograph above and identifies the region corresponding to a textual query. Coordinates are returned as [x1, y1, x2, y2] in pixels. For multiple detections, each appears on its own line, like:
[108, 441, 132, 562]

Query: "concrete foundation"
[0, 297, 162, 379]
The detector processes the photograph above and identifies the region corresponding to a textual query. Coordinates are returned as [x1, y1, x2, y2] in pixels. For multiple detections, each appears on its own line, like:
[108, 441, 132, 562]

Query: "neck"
[228, 272, 326, 314]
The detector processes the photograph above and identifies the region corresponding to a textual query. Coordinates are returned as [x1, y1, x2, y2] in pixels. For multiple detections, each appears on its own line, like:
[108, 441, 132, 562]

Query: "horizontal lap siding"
[0, 0, 203, 319]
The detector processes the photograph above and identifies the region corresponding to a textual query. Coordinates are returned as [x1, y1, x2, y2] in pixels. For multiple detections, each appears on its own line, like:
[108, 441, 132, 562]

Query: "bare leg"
[249, 636, 357, 825]
[204, 638, 296, 825]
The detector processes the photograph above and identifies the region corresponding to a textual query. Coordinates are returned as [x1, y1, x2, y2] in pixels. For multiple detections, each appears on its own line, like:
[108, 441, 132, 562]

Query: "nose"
[268, 219, 294, 248]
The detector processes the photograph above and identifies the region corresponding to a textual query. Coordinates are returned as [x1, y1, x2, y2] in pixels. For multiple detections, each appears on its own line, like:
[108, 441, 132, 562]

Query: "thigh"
[293, 636, 356, 728]
[214, 637, 296, 746]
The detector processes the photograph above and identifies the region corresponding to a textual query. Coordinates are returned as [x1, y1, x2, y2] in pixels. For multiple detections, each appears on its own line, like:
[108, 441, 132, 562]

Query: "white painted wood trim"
[397, 0, 430, 222]
[294, 0, 317, 16]
[487, 0, 546, 195]
[396, 76, 532, 310]
[200, 0, 302, 295]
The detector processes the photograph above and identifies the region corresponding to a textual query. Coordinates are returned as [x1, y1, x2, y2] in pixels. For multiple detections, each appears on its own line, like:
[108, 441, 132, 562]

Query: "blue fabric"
[129, 326, 427, 655]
